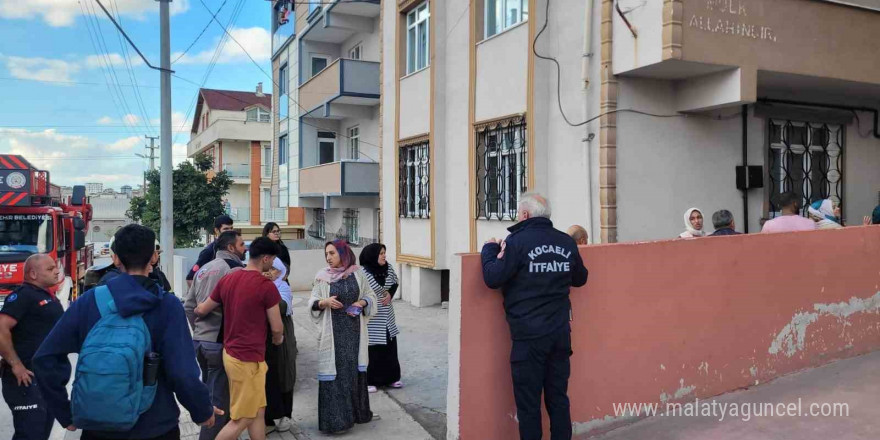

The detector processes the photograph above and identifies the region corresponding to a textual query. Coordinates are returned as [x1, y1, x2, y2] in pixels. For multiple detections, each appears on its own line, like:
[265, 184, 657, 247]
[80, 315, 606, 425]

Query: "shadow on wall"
[456, 227, 880, 439]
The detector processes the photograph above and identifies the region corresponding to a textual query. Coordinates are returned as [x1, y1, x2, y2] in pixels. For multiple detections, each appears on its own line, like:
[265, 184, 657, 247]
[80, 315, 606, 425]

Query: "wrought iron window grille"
[398, 139, 430, 219]
[308, 208, 326, 239]
[475, 115, 528, 221]
[341, 208, 360, 245]
[767, 118, 844, 217]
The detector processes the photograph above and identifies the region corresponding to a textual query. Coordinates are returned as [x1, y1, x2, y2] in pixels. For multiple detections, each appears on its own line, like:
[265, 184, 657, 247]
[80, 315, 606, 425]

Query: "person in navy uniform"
[0, 254, 64, 440]
[481, 193, 589, 440]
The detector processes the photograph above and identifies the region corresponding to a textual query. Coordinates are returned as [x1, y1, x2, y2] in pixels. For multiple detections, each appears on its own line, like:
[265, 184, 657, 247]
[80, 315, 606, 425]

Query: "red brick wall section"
[250, 141, 261, 225]
[458, 227, 880, 439]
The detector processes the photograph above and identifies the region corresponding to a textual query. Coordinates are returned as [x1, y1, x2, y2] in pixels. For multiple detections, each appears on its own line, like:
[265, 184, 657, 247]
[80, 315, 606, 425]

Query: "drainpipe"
[583, 0, 595, 242]
[741, 104, 749, 233]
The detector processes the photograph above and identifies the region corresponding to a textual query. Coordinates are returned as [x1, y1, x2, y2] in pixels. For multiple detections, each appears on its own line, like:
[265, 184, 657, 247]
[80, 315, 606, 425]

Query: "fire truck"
[0, 155, 93, 307]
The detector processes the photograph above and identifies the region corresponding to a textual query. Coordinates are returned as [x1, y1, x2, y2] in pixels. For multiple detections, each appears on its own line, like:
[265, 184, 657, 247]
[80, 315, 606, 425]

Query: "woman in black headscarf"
[358, 243, 402, 392]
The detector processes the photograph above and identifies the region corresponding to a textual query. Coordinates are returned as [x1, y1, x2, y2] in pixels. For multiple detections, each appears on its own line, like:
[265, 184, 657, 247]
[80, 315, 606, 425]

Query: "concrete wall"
[399, 218, 431, 257]
[398, 68, 431, 138]
[454, 227, 880, 439]
[342, 26, 381, 62]
[474, 23, 528, 121]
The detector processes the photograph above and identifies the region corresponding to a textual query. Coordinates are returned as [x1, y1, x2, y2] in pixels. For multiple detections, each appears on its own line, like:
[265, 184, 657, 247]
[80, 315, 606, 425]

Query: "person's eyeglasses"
[271, 230, 281, 234]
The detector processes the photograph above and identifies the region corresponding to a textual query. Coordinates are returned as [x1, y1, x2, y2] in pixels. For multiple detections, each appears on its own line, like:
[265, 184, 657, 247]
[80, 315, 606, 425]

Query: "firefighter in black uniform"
[481, 193, 588, 440]
[0, 254, 64, 440]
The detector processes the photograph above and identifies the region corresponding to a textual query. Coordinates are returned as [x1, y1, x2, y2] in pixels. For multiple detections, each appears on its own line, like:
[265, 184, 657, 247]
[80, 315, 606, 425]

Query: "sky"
[0, 0, 273, 189]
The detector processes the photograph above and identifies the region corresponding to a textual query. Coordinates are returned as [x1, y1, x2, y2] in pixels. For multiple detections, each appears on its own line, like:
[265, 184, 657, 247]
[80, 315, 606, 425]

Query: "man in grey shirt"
[184, 230, 245, 440]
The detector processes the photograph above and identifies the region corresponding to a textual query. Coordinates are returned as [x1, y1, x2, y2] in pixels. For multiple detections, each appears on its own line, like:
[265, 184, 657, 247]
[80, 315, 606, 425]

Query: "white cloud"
[85, 53, 143, 69]
[106, 136, 142, 152]
[97, 116, 114, 125]
[123, 114, 141, 125]
[3, 55, 80, 82]
[0, 0, 189, 27]
[0, 129, 149, 187]
[173, 27, 270, 65]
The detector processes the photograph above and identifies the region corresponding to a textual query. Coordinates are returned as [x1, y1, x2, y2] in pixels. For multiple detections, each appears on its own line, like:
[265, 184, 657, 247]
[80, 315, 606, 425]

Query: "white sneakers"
[276, 417, 292, 432]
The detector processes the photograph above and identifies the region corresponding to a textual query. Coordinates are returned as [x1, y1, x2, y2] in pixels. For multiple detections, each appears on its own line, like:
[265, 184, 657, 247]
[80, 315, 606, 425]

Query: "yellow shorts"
[222, 350, 268, 420]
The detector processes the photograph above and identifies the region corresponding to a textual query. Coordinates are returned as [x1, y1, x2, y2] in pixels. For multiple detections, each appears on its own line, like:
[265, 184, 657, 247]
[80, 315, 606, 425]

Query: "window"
[311, 54, 329, 77]
[273, 0, 294, 52]
[262, 144, 272, 178]
[247, 107, 270, 122]
[279, 135, 288, 165]
[485, 0, 528, 38]
[398, 139, 430, 219]
[309, 208, 326, 239]
[767, 119, 844, 217]
[476, 116, 528, 220]
[342, 209, 360, 244]
[406, 2, 430, 74]
[279, 64, 289, 120]
[318, 131, 336, 164]
[279, 64, 288, 95]
[348, 126, 360, 159]
[349, 43, 363, 60]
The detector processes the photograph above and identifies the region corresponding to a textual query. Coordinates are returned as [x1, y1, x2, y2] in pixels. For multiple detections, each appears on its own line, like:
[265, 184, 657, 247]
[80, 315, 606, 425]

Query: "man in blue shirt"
[33, 224, 221, 440]
[481, 193, 588, 440]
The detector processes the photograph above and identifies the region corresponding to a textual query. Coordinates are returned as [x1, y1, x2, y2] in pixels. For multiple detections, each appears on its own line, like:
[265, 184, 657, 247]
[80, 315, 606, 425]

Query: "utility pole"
[158, 0, 174, 284]
[144, 135, 159, 171]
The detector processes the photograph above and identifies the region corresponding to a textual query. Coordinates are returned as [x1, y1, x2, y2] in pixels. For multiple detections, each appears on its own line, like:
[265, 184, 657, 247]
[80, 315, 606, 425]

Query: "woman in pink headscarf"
[308, 240, 379, 434]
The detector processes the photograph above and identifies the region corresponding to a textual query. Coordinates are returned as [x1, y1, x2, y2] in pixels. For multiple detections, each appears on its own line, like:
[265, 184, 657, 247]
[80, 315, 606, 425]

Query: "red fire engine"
[0, 155, 93, 307]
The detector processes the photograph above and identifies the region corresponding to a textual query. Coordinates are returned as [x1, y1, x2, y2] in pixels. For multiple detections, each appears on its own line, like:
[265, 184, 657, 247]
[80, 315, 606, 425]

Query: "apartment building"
[187, 86, 303, 239]
[271, 0, 381, 249]
[383, 0, 880, 308]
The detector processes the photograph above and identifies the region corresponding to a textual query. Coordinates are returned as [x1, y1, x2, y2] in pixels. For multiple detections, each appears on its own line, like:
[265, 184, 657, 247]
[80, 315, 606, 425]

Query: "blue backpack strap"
[94, 285, 117, 317]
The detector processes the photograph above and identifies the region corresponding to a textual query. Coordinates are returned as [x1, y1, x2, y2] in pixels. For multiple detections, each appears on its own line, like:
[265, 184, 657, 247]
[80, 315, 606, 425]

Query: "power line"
[0, 76, 195, 89]
[109, 0, 156, 136]
[173, 0, 246, 146]
[172, 0, 230, 64]
[78, 0, 140, 139]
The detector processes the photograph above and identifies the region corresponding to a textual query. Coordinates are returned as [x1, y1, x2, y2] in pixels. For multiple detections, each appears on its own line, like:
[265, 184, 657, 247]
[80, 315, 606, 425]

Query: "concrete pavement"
[594, 350, 880, 440]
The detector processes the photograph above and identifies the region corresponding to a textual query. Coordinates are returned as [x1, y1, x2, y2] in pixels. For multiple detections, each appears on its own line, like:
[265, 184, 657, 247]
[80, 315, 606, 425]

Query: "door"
[318, 131, 336, 165]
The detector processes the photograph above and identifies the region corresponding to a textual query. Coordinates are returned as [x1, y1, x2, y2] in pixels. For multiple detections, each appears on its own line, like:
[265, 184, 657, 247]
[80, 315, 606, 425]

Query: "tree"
[128, 153, 232, 247]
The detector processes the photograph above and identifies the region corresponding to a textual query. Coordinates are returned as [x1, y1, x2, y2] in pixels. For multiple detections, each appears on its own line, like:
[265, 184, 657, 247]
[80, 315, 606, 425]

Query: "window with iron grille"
[309, 208, 326, 239]
[398, 140, 430, 219]
[767, 118, 844, 217]
[476, 116, 528, 220]
[342, 209, 359, 244]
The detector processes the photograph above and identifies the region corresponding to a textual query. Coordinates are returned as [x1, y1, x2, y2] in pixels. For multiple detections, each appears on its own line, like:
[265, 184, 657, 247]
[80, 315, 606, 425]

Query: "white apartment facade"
[383, 0, 880, 306]
[271, 0, 381, 248]
[187, 86, 299, 239]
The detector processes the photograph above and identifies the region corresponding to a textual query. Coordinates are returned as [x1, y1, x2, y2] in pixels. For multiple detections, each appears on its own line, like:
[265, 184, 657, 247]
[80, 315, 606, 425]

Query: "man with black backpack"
[33, 224, 222, 440]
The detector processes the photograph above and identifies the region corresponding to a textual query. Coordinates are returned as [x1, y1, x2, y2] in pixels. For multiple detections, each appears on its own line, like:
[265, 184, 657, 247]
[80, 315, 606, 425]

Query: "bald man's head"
[567, 225, 589, 245]
[24, 254, 59, 289]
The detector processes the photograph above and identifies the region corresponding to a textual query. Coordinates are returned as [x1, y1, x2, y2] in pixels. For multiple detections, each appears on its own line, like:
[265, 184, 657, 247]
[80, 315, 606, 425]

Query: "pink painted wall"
[458, 227, 880, 439]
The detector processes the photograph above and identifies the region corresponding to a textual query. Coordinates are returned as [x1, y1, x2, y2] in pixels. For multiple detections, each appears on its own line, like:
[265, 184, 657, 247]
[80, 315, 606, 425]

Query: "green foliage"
[127, 153, 232, 247]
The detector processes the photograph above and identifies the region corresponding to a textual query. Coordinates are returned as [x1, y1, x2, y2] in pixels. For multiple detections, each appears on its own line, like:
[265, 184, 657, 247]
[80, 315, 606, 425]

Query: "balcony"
[187, 119, 273, 157]
[299, 160, 379, 197]
[612, 0, 880, 112]
[299, 59, 380, 118]
[222, 163, 250, 183]
[300, 0, 379, 44]
[261, 208, 288, 222]
[227, 206, 250, 223]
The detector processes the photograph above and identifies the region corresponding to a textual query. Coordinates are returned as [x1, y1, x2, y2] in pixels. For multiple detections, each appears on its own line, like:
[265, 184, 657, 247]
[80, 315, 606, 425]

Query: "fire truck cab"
[0, 155, 93, 308]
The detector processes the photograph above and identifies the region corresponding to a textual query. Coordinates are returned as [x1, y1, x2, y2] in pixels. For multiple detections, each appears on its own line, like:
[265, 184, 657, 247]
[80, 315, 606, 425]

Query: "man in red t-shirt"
[195, 237, 283, 440]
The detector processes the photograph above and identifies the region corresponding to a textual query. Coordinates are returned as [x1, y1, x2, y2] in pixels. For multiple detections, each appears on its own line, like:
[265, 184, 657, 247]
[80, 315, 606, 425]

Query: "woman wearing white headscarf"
[263, 257, 297, 432]
[679, 207, 706, 238]
[808, 199, 843, 229]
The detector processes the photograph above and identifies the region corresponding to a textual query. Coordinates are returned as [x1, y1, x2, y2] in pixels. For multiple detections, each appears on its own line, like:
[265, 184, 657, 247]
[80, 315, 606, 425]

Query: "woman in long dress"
[358, 243, 403, 393]
[308, 239, 379, 434]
